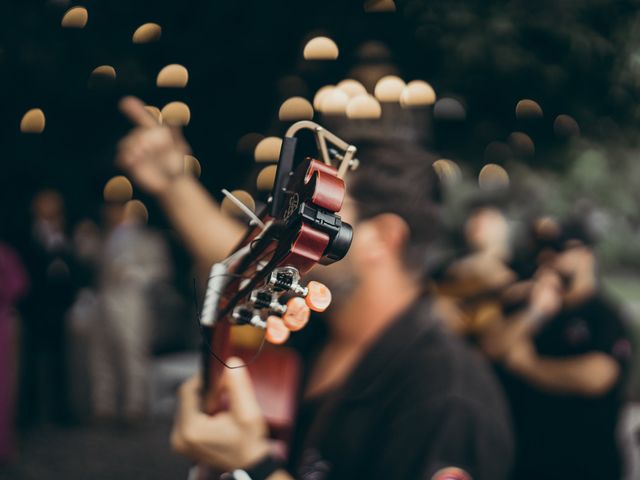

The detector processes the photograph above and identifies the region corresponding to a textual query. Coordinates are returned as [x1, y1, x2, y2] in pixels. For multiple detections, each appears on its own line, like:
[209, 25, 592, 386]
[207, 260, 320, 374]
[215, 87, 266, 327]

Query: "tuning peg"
[265, 316, 291, 344]
[282, 297, 311, 331]
[305, 281, 332, 312]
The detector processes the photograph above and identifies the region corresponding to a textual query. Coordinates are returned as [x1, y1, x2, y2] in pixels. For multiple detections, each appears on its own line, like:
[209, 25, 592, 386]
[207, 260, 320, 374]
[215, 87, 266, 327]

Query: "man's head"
[312, 141, 443, 305]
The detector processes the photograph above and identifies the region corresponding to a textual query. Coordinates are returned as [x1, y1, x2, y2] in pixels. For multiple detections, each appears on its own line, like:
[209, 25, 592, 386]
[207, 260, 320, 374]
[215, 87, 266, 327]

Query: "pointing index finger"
[119, 96, 159, 128]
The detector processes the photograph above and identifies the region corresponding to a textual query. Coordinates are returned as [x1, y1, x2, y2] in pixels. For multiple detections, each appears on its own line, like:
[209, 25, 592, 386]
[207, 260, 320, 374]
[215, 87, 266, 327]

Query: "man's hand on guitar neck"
[117, 96, 245, 266]
[171, 364, 293, 479]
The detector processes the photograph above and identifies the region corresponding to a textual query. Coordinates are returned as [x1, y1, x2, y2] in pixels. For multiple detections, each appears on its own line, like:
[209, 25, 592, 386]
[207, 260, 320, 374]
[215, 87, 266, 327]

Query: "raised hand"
[117, 96, 190, 196]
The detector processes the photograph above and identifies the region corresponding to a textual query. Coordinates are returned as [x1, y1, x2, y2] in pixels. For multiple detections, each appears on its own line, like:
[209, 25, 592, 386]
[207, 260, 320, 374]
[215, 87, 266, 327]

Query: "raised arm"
[117, 96, 245, 266]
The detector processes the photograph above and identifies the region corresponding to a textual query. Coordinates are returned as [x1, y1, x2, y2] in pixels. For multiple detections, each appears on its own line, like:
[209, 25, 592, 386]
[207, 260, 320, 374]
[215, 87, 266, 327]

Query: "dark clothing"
[288, 297, 514, 480]
[499, 294, 632, 480]
[18, 226, 77, 425]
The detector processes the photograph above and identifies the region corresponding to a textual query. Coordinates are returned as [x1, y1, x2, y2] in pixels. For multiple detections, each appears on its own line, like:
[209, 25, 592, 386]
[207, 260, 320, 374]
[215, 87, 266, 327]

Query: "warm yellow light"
[346, 94, 382, 119]
[337, 79, 367, 98]
[432, 159, 462, 185]
[553, 114, 580, 137]
[320, 88, 349, 115]
[278, 97, 314, 121]
[90, 65, 116, 79]
[124, 200, 149, 224]
[144, 106, 162, 124]
[374, 75, 405, 102]
[364, 0, 397, 12]
[103, 176, 133, 202]
[515, 99, 543, 119]
[156, 64, 189, 88]
[313, 85, 335, 111]
[508, 132, 535, 157]
[257, 165, 278, 191]
[161, 102, 190, 126]
[20, 108, 46, 133]
[400, 80, 436, 107]
[61, 7, 88, 28]
[479, 164, 510, 190]
[221, 190, 256, 217]
[132, 23, 162, 44]
[254, 137, 283, 163]
[184, 155, 201, 177]
[303, 36, 339, 60]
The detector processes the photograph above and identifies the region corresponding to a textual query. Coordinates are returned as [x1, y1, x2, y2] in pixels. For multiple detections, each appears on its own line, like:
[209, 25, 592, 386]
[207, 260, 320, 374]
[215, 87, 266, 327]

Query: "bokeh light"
[364, 0, 397, 12]
[399, 80, 436, 107]
[433, 97, 466, 120]
[144, 106, 163, 124]
[346, 94, 382, 119]
[303, 36, 339, 60]
[554, 114, 580, 138]
[432, 159, 462, 185]
[313, 85, 336, 111]
[320, 88, 349, 115]
[515, 99, 543, 119]
[156, 64, 189, 88]
[124, 200, 149, 224]
[337, 79, 368, 98]
[132, 23, 162, 44]
[278, 97, 314, 121]
[254, 137, 282, 162]
[374, 75, 405, 102]
[478, 164, 510, 190]
[256, 165, 278, 191]
[61, 7, 88, 28]
[508, 132, 535, 157]
[103, 176, 133, 203]
[161, 102, 191, 126]
[20, 108, 46, 133]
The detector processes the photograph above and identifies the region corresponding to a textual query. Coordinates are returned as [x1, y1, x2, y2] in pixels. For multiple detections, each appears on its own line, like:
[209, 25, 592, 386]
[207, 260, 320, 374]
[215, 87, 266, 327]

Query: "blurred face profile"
[464, 207, 509, 254]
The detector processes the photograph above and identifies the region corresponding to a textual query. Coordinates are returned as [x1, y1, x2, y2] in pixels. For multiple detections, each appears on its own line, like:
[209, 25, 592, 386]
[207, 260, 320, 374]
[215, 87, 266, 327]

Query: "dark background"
[3, 0, 640, 247]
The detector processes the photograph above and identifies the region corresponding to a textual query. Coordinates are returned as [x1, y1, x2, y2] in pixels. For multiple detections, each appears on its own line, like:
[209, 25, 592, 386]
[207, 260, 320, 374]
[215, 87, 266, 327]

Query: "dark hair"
[348, 140, 444, 276]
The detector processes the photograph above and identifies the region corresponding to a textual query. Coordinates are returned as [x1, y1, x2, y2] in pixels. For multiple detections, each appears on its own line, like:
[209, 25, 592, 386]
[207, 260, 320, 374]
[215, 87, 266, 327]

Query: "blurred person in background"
[89, 199, 173, 424]
[65, 218, 103, 421]
[114, 97, 515, 480]
[477, 219, 632, 480]
[434, 201, 517, 336]
[0, 241, 28, 463]
[19, 189, 76, 426]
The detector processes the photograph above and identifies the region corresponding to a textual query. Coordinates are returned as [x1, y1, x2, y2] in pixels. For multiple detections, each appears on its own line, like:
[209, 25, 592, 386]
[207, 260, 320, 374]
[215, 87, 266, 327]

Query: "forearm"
[508, 351, 620, 397]
[157, 175, 245, 266]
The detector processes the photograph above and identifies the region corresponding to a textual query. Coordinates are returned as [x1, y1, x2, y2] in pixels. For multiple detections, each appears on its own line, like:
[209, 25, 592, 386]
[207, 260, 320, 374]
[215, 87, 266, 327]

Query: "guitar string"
[192, 275, 267, 370]
[191, 234, 281, 369]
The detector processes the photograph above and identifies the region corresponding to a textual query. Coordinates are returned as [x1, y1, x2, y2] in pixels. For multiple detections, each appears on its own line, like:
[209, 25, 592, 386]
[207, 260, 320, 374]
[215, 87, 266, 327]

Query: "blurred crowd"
[1, 153, 639, 479]
[0, 189, 194, 458]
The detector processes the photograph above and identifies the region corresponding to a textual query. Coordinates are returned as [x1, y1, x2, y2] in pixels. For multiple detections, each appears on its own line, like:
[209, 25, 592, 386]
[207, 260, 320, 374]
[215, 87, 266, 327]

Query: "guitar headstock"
[199, 122, 357, 405]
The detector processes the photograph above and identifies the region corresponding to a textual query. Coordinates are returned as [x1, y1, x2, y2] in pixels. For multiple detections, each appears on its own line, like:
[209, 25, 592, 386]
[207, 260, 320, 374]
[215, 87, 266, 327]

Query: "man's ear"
[366, 213, 410, 260]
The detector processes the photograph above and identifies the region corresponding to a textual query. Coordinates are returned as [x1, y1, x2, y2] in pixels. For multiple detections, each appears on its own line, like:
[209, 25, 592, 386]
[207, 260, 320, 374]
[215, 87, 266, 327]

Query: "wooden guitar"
[192, 121, 358, 478]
